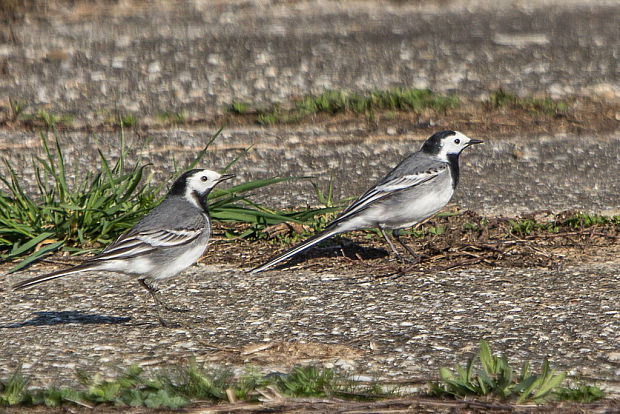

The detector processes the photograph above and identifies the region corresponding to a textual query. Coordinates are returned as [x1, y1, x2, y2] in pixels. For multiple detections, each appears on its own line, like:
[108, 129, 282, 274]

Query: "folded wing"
[94, 228, 203, 261]
[332, 165, 447, 225]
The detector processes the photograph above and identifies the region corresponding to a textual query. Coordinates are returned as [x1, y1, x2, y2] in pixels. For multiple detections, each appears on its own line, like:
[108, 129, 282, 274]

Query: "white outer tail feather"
[250, 228, 340, 273]
[12, 264, 98, 290]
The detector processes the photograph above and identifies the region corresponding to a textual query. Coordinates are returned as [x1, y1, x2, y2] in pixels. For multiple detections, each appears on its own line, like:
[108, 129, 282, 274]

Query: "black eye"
[454, 138, 460, 144]
[201, 176, 208, 182]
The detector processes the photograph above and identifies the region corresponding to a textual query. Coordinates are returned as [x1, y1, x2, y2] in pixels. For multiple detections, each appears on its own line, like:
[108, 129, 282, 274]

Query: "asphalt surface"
[0, 0, 618, 125]
[0, 0, 618, 407]
[1, 127, 618, 216]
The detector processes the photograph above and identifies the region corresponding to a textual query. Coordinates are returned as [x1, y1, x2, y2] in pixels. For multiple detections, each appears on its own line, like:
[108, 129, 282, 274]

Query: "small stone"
[148, 61, 161, 73]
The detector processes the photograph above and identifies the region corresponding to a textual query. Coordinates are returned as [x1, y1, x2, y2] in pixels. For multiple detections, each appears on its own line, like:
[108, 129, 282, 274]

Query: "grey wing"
[331, 156, 448, 225]
[93, 198, 207, 261]
[94, 228, 204, 261]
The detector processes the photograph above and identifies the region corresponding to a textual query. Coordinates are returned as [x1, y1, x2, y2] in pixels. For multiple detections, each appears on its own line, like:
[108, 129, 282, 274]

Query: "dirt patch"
[206, 210, 619, 277]
[1, 96, 618, 140]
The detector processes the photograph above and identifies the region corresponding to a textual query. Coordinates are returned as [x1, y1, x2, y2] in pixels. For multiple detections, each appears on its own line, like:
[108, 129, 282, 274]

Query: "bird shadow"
[1, 310, 131, 328]
[270, 238, 389, 270]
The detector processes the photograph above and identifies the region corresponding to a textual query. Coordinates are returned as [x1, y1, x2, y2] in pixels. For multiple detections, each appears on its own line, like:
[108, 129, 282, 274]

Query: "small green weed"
[554, 383, 605, 403]
[509, 219, 540, 235]
[0, 371, 29, 405]
[156, 112, 186, 125]
[257, 111, 278, 125]
[257, 105, 303, 125]
[163, 360, 231, 402]
[508, 213, 618, 237]
[0, 363, 389, 409]
[428, 225, 446, 235]
[1, 356, 605, 409]
[487, 89, 569, 116]
[296, 89, 459, 115]
[277, 366, 337, 397]
[430, 340, 566, 403]
[255, 88, 458, 125]
[563, 212, 618, 228]
[119, 114, 136, 128]
[228, 100, 250, 115]
[16, 110, 73, 129]
[8, 97, 25, 120]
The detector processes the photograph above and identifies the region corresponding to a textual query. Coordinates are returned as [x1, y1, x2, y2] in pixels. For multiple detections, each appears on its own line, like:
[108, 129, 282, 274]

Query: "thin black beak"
[218, 173, 235, 182]
[468, 139, 483, 145]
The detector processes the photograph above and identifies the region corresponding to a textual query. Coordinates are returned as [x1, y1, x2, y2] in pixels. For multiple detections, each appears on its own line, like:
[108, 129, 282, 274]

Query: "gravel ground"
[0, 127, 618, 216]
[0, 0, 618, 126]
[2, 260, 619, 395]
[0, 0, 618, 410]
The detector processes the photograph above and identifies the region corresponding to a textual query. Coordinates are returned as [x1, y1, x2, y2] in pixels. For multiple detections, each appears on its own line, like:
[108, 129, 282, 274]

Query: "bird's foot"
[156, 315, 183, 328]
[161, 304, 191, 313]
[397, 254, 421, 265]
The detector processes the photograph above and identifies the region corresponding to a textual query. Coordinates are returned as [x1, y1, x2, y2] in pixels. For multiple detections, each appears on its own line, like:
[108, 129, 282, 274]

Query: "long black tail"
[12, 262, 96, 290]
[250, 227, 340, 273]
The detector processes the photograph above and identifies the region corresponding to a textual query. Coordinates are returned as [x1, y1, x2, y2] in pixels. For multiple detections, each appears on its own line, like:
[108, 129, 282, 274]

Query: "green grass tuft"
[0, 355, 605, 409]
[255, 88, 459, 125]
[0, 129, 162, 271]
[508, 213, 618, 236]
[0, 371, 29, 405]
[487, 89, 570, 116]
[119, 114, 137, 128]
[228, 100, 250, 115]
[430, 340, 567, 404]
[0, 363, 391, 409]
[554, 383, 605, 403]
[276, 366, 337, 397]
[156, 111, 186, 125]
[0, 127, 335, 271]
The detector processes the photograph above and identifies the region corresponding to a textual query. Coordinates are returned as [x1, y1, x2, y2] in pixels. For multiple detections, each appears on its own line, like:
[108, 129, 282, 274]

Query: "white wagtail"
[12, 169, 234, 325]
[251, 130, 482, 273]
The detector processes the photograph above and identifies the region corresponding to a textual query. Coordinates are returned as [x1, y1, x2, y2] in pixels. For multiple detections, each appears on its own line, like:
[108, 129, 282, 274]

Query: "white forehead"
[450, 131, 470, 142]
[190, 170, 222, 181]
[436, 131, 473, 159]
[186, 169, 222, 188]
[196, 169, 221, 181]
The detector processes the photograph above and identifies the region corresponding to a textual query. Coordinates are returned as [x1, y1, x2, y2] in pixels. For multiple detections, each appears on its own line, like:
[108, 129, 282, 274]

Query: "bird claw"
[162, 304, 191, 313]
[156, 315, 182, 328]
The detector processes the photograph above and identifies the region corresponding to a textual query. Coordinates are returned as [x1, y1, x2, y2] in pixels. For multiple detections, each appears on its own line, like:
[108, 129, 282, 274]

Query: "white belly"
[337, 181, 454, 232]
[150, 241, 209, 280]
[98, 234, 210, 281]
[384, 185, 454, 229]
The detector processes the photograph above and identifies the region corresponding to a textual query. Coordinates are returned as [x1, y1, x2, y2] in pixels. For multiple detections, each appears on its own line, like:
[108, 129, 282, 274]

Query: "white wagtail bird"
[251, 130, 482, 273]
[12, 169, 234, 325]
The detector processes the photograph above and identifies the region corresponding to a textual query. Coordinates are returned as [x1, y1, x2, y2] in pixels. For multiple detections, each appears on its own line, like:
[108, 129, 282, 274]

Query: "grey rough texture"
[1, 261, 619, 396]
[0, 0, 618, 404]
[0, 0, 618, 125]
[1, 128, 618, 216]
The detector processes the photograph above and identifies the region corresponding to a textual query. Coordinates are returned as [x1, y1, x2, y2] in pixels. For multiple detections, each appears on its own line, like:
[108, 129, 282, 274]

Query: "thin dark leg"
[138, 279, 189, 313]
[138, 279, 188, 328]
[392, 229, 422, 264]
[378, 226, 403, 260]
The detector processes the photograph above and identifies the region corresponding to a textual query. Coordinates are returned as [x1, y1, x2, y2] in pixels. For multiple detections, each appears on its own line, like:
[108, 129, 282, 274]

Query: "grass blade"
[8, 232, 55, 258]
[9, 240, 64, 273]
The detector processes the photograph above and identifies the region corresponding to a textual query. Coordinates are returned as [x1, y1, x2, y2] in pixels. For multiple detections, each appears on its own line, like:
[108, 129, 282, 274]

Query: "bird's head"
[168, 169, 235, 210]
[421, 130, 483, 161]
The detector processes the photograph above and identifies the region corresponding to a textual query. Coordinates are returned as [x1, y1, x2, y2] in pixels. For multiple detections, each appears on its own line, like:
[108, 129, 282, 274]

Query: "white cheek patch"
[184, 171, 222, 206]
